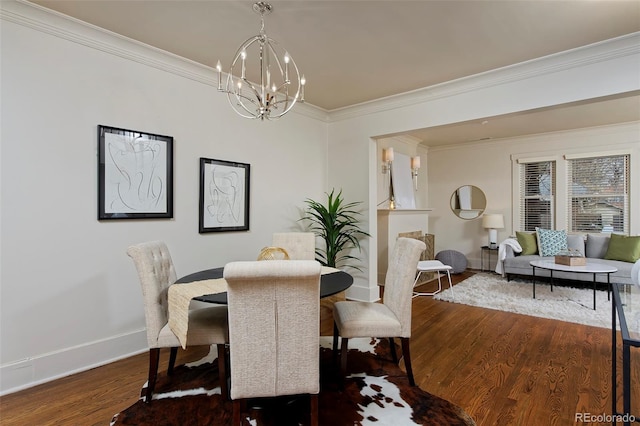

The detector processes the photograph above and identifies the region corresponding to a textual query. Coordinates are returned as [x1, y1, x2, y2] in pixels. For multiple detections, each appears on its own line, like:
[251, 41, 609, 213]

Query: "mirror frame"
[450, 185, 486, 220]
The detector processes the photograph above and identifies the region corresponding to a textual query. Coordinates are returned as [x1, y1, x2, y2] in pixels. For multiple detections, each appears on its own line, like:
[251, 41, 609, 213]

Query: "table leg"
[612, 296, 617, 425]
[623, 343, 631, 426]
[550, 270, 554, 292]
[592, 273, 597, 310]
[532, 266, 536, 299]
[607, 273, 611, 301]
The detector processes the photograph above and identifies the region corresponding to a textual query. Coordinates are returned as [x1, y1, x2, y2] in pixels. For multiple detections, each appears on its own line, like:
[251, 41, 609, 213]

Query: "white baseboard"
[0, 329, 147, 396]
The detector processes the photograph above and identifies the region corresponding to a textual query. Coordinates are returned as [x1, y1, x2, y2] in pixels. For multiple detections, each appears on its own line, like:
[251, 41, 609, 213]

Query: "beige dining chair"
[127, 241, 229, 403]
[272, 232, 316, 260]
[224, 260, 322, 426]
[332, 237, 425, 386]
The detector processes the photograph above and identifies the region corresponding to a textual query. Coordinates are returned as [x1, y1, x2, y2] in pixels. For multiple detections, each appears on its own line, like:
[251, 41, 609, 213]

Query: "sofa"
[501, 231, 640, 285]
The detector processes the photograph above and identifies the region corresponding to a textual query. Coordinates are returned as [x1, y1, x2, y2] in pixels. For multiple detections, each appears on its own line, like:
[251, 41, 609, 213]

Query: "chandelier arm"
[229, 90, 260, 107]
[226, 93, 261, 119]
[240, 76, 267, 109]
[229, 91, 265, 117]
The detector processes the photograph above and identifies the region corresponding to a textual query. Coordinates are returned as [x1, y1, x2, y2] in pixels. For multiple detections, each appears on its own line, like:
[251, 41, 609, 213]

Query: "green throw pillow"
[604, 234, 640, 263]
[516, 231, 538, 255]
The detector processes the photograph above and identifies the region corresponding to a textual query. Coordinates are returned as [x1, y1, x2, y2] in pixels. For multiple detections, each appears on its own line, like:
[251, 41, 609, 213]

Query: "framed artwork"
[97, 125, 173, 220]
[199, 157, 250, 233]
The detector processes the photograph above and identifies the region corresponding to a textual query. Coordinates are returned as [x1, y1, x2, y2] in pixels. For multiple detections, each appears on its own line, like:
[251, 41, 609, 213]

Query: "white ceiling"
[28, 0, 640, 145]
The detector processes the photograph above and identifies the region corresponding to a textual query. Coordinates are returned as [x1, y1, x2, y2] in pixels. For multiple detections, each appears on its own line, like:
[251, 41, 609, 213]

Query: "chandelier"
[216, 2, 305, 120]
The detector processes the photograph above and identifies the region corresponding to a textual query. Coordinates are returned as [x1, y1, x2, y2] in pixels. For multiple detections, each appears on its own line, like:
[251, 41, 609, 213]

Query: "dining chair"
[332, 237, 425, 386]
[272, 232, 316, 260]
[127, 241, 229, 403]
[224, 260, 322, 426]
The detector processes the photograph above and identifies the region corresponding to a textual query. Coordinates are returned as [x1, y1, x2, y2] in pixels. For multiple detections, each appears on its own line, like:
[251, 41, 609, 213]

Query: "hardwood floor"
[1, 271, 638, 425]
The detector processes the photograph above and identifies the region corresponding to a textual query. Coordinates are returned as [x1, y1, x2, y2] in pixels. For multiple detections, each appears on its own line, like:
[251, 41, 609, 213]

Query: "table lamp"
[482, 214, 504, 249]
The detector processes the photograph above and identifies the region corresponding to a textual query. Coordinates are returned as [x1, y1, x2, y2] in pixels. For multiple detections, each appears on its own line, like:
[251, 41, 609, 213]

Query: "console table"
[611, 283, 639, 426]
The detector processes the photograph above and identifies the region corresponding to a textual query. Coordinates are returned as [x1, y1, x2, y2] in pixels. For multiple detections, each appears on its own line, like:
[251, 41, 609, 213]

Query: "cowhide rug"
[111, 337, 475, 426]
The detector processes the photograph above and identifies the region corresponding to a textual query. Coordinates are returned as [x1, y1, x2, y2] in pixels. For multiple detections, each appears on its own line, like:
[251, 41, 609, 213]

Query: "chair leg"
[332, 322, 339, 364]
[446, 270, 454, 301]
[146, 348, 160, 403]
[310, 394, 319, 426]
[400, 337, 416, 386]
[232, 399, 242, 425]
[340, 337, 349, 386]
[167, 347, 178, 375]
[217, 344, 228, 400]
[389, 337, 398, 363]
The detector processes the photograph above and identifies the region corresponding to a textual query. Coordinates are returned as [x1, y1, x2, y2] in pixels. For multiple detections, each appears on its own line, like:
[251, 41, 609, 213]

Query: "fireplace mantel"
[377, 209, 433, 286]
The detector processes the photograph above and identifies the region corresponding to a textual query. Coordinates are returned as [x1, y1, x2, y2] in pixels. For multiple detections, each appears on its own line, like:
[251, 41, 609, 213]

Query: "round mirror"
[450, 185, 486, 220]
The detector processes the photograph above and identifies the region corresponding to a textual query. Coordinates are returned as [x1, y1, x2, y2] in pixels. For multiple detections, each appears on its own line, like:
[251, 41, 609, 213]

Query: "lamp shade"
[383, 147, 394, 162]
[482, 214, 504, 229]
[411, 156, 421, 170]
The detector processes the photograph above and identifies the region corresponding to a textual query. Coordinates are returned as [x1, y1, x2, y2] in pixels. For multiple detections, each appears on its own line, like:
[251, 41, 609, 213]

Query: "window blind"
[520, 161, 555, 231]
[567, 154, 629, 234]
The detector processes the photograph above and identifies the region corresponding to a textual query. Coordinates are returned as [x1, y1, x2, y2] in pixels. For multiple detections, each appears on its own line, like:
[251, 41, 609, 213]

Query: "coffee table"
[529, 260, 617, 310]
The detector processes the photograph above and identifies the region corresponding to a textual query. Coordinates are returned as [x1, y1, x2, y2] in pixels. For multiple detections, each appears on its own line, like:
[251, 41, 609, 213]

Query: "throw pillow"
[535, 227, 568, 257]
[566, 234, 585, 256]
[604, 234, 640, 263]
[586, 234, 610, 259]
[516, 231, 538, 255]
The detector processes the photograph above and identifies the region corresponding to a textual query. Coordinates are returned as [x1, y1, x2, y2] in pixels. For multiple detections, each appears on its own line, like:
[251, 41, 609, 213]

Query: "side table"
[480, 245, 498, 272]
[611, 283, 639, 426]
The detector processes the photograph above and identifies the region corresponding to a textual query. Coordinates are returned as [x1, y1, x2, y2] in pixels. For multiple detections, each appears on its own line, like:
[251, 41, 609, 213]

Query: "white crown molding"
[328, 32, 640, 122]
[431, 120, 640, 153]
[1, 0, 329, 122]
[377, 134, 422, 149]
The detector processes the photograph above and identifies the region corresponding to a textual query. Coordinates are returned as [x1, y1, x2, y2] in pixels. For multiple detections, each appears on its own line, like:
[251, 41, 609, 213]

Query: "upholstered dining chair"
[332, 237, 425, 386]
[224, 260, 322, 426]
[272, 232, 316, 260]
[127, 241, 229, 403]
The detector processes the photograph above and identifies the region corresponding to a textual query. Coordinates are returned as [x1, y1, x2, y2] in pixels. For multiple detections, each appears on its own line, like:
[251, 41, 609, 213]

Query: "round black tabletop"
[175, 266, 353, 304]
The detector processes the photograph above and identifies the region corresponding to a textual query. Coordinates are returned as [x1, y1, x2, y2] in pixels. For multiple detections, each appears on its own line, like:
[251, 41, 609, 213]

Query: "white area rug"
[434, 273, 612, 329]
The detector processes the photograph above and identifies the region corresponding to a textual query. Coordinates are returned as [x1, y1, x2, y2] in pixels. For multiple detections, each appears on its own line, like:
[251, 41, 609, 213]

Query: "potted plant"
[300, 189, 370, 270]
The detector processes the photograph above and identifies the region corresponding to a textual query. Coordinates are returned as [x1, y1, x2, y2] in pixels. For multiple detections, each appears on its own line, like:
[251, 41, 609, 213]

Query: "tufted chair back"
[127, 241, 177, 348]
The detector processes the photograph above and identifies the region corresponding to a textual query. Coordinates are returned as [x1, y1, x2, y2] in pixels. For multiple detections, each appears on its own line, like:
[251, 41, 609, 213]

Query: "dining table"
[168, 265, 353, 348]
[174, 266, 354, 303]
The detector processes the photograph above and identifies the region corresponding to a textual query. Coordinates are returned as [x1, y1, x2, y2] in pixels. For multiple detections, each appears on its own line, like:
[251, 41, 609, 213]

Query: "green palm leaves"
[301, 189, 370, 270]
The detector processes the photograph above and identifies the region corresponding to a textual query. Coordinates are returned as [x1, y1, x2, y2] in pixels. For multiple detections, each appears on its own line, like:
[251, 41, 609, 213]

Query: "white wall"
[0, 2, 328, 393]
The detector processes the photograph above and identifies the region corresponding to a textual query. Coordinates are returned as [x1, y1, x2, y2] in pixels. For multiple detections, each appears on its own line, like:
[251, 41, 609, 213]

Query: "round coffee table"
[529, 260, 617, 310]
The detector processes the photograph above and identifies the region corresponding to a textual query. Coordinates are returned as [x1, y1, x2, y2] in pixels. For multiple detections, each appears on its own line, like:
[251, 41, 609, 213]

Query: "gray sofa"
[502, 233, 639, 285]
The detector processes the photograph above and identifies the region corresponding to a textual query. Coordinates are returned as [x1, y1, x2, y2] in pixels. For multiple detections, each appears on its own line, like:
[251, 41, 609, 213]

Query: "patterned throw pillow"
[535, 228, 568, 257]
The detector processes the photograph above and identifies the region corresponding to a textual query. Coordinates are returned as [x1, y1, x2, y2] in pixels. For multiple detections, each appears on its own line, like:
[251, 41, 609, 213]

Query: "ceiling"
[28, 0, 640, 145]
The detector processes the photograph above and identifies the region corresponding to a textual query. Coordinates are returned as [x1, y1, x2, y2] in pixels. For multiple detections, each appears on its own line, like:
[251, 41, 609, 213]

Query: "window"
[567, 155, 629, 233]
[519, 161, 555, 231]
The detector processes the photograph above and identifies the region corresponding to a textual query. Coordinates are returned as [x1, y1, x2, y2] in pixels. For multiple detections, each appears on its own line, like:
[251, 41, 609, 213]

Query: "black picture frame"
[199, 157, 250, 233]
[97, 125, 173, 220]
